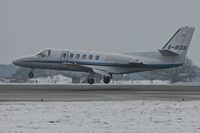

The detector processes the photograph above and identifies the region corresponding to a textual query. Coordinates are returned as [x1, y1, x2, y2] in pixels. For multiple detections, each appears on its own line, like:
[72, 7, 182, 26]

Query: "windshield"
[37, 50, 51, 57]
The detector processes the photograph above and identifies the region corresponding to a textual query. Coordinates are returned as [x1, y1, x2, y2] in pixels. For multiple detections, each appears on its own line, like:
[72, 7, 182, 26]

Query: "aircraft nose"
[13, 56, 37, 67]
[12, 58, 22, 66]
[12, 57, 31, 67]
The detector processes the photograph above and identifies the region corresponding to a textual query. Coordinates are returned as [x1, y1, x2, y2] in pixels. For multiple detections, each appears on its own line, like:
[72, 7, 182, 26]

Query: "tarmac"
[0, 84, 200, 102]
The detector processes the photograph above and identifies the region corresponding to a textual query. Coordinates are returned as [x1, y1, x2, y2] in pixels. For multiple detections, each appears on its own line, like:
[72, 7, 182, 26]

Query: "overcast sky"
[1, 0, 200, 66]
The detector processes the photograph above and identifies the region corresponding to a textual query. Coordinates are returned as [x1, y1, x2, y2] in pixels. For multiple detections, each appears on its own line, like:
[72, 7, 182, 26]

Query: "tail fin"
[159, 26, 195, 57]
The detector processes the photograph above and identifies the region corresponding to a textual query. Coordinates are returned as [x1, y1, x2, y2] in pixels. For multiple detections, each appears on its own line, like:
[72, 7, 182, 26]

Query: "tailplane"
[159, 26, 195, 57]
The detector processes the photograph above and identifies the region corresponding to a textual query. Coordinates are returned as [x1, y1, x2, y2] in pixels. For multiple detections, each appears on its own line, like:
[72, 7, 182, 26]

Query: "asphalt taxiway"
[0, 84, 200, 102]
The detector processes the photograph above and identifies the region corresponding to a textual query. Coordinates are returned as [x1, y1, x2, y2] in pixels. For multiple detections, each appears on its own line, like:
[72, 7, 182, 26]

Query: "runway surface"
[0, 84, 200, 102]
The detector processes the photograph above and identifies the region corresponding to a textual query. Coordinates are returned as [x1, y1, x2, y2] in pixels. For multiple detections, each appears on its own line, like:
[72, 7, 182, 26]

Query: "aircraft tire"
[103, 76, 110, 84]
[88, 79, 95, 84]
[28, 71, 34, 78]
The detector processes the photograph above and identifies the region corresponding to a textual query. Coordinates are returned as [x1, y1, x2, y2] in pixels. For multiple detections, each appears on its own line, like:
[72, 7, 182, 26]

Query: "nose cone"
[12, 58, 23, 66]
[12, 56, 35, 67]
[12, 60, 17, 65]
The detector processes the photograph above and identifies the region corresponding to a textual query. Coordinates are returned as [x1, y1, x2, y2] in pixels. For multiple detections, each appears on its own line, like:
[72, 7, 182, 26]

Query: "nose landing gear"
[28, 71, 34, 78]
[88, 79, 95, 84]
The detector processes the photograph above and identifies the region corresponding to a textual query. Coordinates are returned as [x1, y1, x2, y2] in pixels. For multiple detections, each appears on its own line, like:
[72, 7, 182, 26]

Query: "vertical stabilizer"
[160, 26, 195, 57]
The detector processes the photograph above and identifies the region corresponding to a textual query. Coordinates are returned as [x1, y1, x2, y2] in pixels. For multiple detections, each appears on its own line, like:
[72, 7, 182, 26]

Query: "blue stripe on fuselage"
[23, 60, 183, 68]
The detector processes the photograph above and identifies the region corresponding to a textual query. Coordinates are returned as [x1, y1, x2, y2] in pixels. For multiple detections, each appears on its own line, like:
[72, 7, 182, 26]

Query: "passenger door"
[60, 51, 69, 69]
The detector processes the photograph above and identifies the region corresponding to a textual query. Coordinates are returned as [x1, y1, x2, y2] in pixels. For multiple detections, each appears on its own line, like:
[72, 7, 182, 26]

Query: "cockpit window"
[47, 50, 51, 56]
[37, 51, 44, 56]
[37, 50, 51, 57]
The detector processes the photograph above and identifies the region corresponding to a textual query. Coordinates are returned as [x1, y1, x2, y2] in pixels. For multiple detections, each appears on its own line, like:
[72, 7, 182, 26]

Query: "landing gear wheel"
[103, 76, 111, 84]
[28, 71, 34, 78]
[88, 79, 95, 84]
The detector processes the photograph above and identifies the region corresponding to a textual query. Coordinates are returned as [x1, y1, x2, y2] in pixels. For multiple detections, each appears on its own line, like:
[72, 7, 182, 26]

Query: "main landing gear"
[87, 73, 112, 84]
[87, 73, 95, 85]
[28, 71, 34, 78]
[103, 76, 111, 84]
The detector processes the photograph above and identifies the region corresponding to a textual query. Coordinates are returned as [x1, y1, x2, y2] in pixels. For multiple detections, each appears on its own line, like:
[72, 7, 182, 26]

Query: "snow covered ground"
[29, 75, 72, 84]
[29, 76, 171, 85]
[1, 74, 200, 85]
[112, 80, 170, 85]
[1, 101, 200, 133]
[29, 75, 170, 85]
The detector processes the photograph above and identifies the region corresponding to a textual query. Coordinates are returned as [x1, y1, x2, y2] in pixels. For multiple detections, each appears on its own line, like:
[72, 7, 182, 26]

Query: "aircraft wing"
[62, 62, 111, 76]
[61, 62, 92, 71]
[92, 68, 111, 77]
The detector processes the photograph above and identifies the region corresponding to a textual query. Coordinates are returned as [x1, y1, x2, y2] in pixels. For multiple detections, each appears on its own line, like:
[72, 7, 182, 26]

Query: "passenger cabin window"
[76, 54, 80, 59]
[70, 53, 74, 58]
[82, 54, 86, 59]
[89, 55, 93, 60]
[37, 50, 51, 57]
[95, 55, 99, 60]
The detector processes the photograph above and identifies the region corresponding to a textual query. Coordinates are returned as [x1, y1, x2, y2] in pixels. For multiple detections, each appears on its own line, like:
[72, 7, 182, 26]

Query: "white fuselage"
[13, 49, 182, 75]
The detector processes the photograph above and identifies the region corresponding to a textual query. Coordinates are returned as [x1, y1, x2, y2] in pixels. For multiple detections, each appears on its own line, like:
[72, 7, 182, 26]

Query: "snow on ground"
[0, 78, 11, 83]
[29, 75, 72, 84]
[1, 101, 200, 133]
[29, 75, 170, 85]
[112, 80, 170, 85]
[1, 74, 200, 85]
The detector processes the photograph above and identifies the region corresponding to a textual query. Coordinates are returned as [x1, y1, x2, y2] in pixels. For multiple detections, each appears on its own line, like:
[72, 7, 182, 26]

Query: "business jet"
[13, 26, 195, 84]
